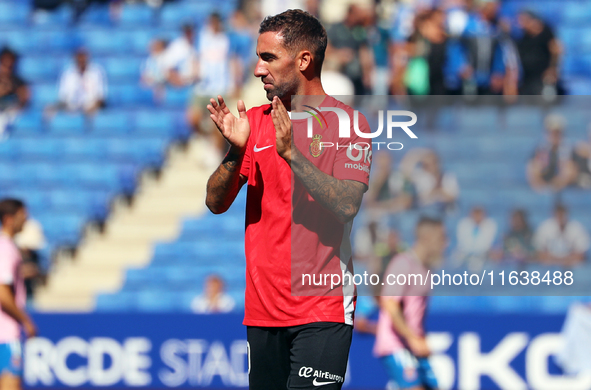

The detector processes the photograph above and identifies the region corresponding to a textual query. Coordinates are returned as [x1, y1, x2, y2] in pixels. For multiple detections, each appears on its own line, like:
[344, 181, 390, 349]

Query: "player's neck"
[0, 226, 14, 239]
[290, 79, 326, 111]
[411, 244, 429, 266]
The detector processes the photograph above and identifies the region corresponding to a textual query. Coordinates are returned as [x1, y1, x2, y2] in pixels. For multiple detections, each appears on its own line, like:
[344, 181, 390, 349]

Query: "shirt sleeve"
[533, 223, 549, 251]
[0, 243, 16, 285]
[332, 111, 372, 187]
[572, 223, 591, 253]
[239, 109, 255, 179]
[442, 172, 460, 198]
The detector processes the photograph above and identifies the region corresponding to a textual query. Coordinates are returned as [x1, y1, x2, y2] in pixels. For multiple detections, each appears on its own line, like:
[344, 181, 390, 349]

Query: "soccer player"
[374, 217, 446, 390]
[205, 9, 371, 390]
[0, 199, 36, 390]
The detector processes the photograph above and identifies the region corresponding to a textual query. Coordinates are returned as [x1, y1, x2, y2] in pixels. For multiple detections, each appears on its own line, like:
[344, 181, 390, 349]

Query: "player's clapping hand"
[207, 96, 250, 150]
[271, 96, 293, 161]
[407, 335, 430, 357]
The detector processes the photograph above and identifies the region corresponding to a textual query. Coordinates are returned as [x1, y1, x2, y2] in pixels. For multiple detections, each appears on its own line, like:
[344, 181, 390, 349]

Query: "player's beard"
[264, 75, 299, 102]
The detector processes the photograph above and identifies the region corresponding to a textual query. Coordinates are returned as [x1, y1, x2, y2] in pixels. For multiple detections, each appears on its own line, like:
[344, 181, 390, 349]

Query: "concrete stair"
[34, 137, 219, 312]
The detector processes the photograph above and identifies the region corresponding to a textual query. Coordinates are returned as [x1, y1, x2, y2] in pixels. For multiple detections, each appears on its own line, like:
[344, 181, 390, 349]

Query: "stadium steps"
[33, 137, 219, 311]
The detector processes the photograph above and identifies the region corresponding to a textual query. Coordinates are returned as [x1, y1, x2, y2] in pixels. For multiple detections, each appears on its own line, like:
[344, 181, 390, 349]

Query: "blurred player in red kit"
[205, 9, 372, 390]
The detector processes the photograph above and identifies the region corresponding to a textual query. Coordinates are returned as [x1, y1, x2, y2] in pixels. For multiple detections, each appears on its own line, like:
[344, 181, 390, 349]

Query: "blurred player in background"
[374, 217, 446, 390]
[0, 199, 37, 390]
[205, 9, 371, 390]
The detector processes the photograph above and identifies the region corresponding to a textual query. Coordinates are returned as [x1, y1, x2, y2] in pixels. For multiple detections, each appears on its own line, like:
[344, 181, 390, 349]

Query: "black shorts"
[247, 322, 353, 390]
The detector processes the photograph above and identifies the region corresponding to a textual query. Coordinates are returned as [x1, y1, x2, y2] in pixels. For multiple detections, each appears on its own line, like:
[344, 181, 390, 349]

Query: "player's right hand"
[407, 335, 430, 357]
[23, 319, 37, 339]
[207, 96, 250, 150]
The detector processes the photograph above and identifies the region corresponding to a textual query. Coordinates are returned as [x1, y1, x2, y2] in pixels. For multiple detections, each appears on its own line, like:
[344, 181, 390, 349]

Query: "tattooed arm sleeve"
[290, 149, 367, 224]
[205, 146, 247, 214]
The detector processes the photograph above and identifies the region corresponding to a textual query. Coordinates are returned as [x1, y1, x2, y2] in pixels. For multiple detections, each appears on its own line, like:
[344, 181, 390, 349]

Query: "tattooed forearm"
[289, 148, 367, 224]
[205, 147, 246, 214]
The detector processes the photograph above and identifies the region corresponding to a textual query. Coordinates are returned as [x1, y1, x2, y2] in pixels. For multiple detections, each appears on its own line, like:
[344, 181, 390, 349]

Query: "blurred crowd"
[0, 0, 567, 141]
[0, 0, 584, 301]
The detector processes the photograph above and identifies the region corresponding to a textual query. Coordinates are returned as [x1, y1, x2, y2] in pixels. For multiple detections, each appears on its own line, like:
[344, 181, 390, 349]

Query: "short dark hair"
[0, 198, 25, 224]
[416, 216, 443, 231]
[259, 9, 327, 74]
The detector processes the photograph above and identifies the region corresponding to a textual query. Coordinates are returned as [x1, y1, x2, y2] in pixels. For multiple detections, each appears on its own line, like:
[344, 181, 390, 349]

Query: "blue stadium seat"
[129, 29, 155, 55]
[0, 2, 29, 25]
[61, 138, 108, 161]
[104, 137, 166, 167]
[108, 84, 154, 106]
[2, 31, 37, 54]
[118, 4, 154, 26]
[37, 213, 86, 247]
[32, 4, 73, 26]
[163, 87, 191, 108]
[134, 110, 175, 136]
[103, 56, 142, 81]
[31, 84, 58, 108]
[48, 113, 87, 135]
[16, 139, 60, 162]
[22, 191, 50, 216]
[0, 164, 17, 187]
[95, 291, 138, 311]
[0, 141, 18, 162]
[77, 4, 112, 27]
[135, 290, 180, 312]
[504, 106, 544, 133]
[179, 215, 245, 240]
[19, 56, 60, 83]
[80, 30, 130, 55]
[11, 111, 44, 135]
[33, 30, 74, 53]
[159, 3, 212, 27]
[456, 107, 499, 132]
[92, 111, 133, 135]
[563, 2, 591, 26]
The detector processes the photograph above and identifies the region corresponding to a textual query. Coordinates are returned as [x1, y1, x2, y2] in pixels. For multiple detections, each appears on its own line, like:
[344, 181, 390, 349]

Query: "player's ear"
[298, 50, 312, 72]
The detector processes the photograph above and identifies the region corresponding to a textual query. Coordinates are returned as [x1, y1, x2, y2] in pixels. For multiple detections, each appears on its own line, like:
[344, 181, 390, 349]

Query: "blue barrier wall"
[23, 312, 587, 390]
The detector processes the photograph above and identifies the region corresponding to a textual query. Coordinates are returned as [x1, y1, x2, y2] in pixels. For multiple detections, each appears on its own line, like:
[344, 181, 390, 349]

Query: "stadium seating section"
[0, 0, 588, 313]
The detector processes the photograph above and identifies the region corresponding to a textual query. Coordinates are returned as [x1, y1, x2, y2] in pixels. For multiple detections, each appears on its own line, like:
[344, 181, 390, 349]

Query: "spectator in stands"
[459, 0, 515, 95]
[14, 219, 47, 299]
[140, 38, 168, 102]
[492, 209, 534, 263]
[228, 10, 256, 86]
[516, 11, 563, 96]
[534, 204, 590, 266]
[364, 6, 391, 95]
[53, 48, 107, 115]
[364, 152, 414, 213]
[326, 4, 373, 95]
[454, 206, 498, 270]
[0, 47, 29, 139]
[401, 148, 460, 214]
[396, 8, 466, 95]
[572, 125, 591, 189]
[187, 13, 241, 164]
[527, 114, 577, 191]
[191, 274, 235, 314]
[388, 0, 420, 95]
[163, 23, 199, 87]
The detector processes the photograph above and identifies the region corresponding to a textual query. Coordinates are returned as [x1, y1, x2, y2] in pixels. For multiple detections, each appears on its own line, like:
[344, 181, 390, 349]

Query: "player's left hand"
[271, 96, 293, 161]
